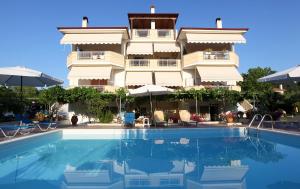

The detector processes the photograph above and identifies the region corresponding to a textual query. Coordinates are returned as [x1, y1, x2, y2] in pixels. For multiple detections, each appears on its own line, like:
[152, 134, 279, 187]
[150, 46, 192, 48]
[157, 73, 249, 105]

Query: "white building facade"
[58, 7, 247, 92]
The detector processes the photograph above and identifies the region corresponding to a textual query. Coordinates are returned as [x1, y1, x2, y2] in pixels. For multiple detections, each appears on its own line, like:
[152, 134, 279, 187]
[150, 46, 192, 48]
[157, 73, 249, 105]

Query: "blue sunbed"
[123, 112, 135, 127]
[0, 125, 35, 138]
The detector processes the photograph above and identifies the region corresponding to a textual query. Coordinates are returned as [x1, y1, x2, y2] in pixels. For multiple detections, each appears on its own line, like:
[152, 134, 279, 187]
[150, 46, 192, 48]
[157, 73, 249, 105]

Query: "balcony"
[183, 51, 239, 68]
[67, 51, 124, 68]
[126, 59, 180, 71]
[131, 29, 175, 41]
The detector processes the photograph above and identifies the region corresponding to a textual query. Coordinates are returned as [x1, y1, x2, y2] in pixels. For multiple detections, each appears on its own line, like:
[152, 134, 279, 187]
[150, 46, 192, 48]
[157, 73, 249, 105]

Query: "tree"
[38, 86, 66, 109]
[67, 87, 114, 122]
[0, 86, 23, 117]
[239, 67, 276, 112]
[239, 67, 275, 98]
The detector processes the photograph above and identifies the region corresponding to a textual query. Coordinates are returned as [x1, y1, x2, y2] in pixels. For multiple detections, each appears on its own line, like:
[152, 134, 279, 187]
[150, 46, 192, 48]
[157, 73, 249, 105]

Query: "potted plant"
[225, 111, 234, 123]
[71, 114, 78, 126]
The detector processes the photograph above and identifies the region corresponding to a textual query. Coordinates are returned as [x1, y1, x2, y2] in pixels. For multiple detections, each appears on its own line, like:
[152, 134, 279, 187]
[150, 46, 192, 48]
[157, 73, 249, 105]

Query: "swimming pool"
[0, 128, 300, 189]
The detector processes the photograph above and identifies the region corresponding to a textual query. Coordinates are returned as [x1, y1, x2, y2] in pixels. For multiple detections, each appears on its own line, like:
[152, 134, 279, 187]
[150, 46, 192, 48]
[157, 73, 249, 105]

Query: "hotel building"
[58, 6, 247, 92]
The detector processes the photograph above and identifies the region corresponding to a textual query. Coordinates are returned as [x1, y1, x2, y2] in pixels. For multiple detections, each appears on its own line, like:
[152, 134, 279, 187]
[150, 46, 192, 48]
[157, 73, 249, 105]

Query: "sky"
[1, 0, 300, 86]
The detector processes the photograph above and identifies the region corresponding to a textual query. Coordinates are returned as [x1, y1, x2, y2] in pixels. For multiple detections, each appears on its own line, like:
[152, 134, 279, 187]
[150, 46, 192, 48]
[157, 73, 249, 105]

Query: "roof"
[128, 13, 179, 20]
[179, 27, 249, 31]
[57, 26, 130, 38]
[57, 26, 129, 30]
[128, 13, 179, 27]
[177, 27, 249, 41]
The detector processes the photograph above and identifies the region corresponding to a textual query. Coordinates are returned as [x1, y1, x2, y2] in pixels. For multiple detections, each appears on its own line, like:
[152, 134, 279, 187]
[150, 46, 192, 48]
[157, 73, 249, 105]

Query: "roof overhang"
[128, 13, 178, 29]
[177, 28, 248, 44]
[58, 27, 129, 44]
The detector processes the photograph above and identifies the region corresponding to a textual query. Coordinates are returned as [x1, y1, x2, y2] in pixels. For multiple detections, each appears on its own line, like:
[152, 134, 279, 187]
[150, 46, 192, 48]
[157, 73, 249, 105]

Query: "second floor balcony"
[67, 51, 124, 68]
[131, 29, 175, 41]
[183, 51, 239, 68]
[126, 59, 181, 71]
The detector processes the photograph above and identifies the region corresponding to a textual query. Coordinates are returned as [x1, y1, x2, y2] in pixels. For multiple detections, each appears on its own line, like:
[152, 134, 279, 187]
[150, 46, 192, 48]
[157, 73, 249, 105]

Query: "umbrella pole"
[195, 95, 198, 114]
[150, 93, 153, 125]
[20, 76, 23, 103]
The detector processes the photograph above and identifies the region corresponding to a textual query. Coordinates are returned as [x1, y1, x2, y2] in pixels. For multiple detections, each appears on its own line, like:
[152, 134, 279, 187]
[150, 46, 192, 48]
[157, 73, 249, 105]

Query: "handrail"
[157, 59, 177, 67]
[203, 51, 230, 60]
[248, 114, 262, 128]
[257, 114, 273, 129]
[77, 51, 105, 60]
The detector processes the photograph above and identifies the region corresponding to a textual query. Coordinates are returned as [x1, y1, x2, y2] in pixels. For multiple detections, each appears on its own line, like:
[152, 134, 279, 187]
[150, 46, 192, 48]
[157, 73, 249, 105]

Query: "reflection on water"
[0, 135, 294, 189]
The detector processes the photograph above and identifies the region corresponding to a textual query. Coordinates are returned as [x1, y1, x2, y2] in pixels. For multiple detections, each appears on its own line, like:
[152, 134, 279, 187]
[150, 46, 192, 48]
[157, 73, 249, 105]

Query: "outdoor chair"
[153, 110, 168, 127]
[20, 118, 57, 132]
[0, 125, 35, 138]
[179, 110, 198, 127]
[123, 112, 135, 127]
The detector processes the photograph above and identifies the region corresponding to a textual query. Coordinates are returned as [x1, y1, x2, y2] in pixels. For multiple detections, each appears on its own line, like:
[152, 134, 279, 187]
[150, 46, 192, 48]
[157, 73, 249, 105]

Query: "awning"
[196, 66, 243, 82]
[126, 72, 153, 86]
[154, 43, 180, 52]
[127, 43, 153, 55]
[155, 72, 182, 86]
[186, 33, 246, 44]
[68, 66, 112, 80]
[60, 34, 123, 44]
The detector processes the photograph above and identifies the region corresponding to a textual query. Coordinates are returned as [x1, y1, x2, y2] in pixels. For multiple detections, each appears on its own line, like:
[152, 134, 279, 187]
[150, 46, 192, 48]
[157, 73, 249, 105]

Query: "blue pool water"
[0, 128, 300, 189]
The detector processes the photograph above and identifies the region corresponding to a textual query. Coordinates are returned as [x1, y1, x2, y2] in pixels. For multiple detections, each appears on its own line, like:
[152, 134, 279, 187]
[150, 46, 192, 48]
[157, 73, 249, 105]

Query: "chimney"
[150, 5, 156, 29]
[150, 5, 155, 14]
[216, 18, 222, 29]
[82, 16, 88, 27]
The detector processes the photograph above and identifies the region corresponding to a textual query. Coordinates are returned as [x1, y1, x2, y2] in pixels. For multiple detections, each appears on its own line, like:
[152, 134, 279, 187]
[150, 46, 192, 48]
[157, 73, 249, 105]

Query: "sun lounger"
[0, 125, 35, 138]
[123, 112, 135, 127]
[179, 110, 198, 127]
[153, 110, 168, 127]
[35, 121, 57, 131]
[21, 119, 57, 132]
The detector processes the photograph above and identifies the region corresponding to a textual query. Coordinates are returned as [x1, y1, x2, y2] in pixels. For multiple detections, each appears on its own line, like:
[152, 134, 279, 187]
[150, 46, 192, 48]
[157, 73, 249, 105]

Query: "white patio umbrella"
[0, 66, 63, 100]
[257, 65, 300, 83]
[127, 85, 174, 116]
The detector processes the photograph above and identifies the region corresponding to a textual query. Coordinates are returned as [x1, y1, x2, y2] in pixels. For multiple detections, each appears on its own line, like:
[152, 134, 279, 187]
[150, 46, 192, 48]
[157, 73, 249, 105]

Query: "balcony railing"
[135, 30, 150, 37]
[203, 51, 229, 60]
[129, 59, 150, 67]
[157, 30, 171, 38]
[126, 59, 180, 70]
[157, 59, 177, 67]
[67, 51, 125, 68]
[132, 29, 174, 40]
[183, 51, 238, 68]
[77, 51, 105, 60]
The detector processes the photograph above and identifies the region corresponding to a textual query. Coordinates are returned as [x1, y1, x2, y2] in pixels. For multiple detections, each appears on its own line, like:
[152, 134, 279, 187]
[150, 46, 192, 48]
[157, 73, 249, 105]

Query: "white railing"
[129, 59, 150, 67]
[203, 51, 229, 60]
[135, 29, 150, 37]
[157, 59, 177, 67]
[157, 30, 171, 37]
[77, 51, 105, 60]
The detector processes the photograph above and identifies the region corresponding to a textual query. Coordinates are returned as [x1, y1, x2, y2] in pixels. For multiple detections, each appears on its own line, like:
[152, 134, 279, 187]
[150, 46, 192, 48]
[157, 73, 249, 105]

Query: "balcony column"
[180, 41, 185, 87]
[130, 18, 133, 39]
[231, 44, 235, 52]
[173, 18, 176, 40]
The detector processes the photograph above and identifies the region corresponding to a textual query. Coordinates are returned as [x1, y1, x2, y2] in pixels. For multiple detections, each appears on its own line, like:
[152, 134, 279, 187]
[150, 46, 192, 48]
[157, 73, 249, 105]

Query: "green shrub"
[98, 110, 113, 123]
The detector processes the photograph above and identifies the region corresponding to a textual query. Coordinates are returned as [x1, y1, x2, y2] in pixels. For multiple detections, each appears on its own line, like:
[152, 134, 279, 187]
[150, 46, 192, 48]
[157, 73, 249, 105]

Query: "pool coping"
[0, 129, 62, 145]
[248, 127, 300, 137]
